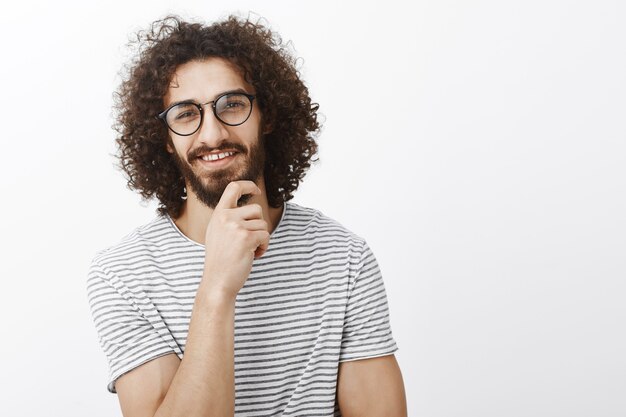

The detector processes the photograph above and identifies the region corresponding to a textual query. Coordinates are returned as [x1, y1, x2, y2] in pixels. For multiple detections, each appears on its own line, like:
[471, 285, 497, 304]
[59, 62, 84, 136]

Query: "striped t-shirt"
[86, 202, 397, 415]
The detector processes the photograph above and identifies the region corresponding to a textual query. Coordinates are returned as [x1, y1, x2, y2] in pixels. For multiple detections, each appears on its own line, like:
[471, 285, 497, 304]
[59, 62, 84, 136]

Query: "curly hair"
[114, 15, 320, 219]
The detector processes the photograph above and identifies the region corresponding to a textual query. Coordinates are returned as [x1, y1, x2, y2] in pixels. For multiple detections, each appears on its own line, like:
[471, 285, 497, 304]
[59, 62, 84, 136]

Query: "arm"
[337, 354, 407, 417]
[115, 291, 235, 417]
[154, 287, 236, 417]
[114, 181, 269, 417]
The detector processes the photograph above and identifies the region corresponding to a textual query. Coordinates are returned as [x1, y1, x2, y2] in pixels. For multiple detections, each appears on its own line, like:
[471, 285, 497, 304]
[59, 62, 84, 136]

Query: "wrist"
[197, 278, 238, 305]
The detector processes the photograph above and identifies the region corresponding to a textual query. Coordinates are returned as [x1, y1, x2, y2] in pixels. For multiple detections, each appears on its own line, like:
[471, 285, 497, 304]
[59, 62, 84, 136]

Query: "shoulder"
[279, 203, 384, 292]
[281, 202, 368, 252]
[88, 214, 176, 278]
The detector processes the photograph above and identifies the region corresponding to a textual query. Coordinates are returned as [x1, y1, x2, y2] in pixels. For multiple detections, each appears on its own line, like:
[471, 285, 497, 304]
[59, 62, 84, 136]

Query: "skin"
[162, 58, 283, 244]
[114, 58, 407, 417]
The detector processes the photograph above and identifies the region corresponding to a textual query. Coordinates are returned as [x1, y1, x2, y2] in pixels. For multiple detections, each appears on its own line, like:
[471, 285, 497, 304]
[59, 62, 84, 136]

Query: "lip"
[195, 152, 238, 169]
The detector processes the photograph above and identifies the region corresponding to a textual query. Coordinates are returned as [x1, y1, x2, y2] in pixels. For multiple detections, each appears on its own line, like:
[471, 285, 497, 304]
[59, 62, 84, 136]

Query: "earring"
[181, 186, 187, 200]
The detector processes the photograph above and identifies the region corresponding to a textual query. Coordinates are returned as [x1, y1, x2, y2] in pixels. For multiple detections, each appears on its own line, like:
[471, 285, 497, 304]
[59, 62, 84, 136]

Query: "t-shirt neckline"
[165, 201, 289, 248]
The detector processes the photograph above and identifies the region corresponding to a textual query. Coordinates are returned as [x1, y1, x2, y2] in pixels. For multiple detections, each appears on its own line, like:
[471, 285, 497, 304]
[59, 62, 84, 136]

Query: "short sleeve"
[339, 242, 398, 362]
[86, 259, 177, 393]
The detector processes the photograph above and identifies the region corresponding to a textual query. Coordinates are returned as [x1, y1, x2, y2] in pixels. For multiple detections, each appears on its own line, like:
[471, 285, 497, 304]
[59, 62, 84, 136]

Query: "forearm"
[154, 281, 236, 417]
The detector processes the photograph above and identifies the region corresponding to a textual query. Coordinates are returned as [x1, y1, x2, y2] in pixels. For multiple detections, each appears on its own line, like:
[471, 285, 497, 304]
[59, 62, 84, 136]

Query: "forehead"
[163, 58, 253, 106]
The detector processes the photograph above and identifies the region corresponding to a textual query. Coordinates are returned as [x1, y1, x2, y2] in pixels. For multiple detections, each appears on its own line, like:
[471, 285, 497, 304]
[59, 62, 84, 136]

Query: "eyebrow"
[165, 88, 251, 109]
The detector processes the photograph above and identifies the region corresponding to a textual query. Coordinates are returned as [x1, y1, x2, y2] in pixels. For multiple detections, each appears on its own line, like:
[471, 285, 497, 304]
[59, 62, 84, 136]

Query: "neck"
[171, 179, 284, 246]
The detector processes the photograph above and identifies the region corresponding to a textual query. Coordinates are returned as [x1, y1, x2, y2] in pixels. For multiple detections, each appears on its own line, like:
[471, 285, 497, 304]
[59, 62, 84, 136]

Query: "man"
[87, 15, 407, 416]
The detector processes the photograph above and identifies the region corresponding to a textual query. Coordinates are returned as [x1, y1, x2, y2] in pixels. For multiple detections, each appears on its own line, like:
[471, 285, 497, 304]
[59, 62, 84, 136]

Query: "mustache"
[189, 142, 247, 159]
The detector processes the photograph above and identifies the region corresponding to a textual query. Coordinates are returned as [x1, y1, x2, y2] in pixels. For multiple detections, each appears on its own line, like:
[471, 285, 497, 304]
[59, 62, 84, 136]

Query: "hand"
[201, 181, 271, 299]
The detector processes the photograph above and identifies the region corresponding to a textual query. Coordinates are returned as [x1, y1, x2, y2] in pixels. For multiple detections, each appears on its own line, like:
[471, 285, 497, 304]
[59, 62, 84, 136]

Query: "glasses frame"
[156, 92, 256, 136]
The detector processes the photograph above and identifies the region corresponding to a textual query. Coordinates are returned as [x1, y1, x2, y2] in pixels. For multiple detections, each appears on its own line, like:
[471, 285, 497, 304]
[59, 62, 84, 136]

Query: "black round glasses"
[157, 92, 256, 136]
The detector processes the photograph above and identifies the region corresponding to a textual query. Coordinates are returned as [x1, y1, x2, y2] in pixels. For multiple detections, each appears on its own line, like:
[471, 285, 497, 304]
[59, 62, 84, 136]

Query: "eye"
[225, 100, 244, 108]
[170, 104, 200, 122]
[176, 110, 198, 120]
[218, 95, 250, 113]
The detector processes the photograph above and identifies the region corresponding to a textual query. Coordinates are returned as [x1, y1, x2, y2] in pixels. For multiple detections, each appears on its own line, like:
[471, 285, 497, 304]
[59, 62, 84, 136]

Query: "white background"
[0, 0, 624, 416]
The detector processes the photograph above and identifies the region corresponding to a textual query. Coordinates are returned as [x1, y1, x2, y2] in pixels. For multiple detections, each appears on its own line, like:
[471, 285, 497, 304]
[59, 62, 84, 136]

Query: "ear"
[166, 142, 174, 154]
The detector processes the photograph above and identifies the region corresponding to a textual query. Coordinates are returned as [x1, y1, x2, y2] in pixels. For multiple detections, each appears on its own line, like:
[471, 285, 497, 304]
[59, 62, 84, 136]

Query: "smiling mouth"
[194, 150, 241, 169]
[199, 151, 236, 162]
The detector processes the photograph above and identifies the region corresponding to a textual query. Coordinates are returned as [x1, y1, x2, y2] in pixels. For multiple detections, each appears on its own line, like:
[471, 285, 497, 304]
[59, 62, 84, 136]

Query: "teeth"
[201, 151, 234, 162]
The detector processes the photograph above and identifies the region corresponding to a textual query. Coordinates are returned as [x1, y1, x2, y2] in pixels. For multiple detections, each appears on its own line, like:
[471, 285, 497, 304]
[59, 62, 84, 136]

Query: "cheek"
[250, 107, 264, 128]
[235, 122, 261, 144]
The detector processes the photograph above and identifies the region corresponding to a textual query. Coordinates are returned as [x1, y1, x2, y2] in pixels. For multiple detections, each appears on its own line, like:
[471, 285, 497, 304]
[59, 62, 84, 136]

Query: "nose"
[196, 106, 230, 147]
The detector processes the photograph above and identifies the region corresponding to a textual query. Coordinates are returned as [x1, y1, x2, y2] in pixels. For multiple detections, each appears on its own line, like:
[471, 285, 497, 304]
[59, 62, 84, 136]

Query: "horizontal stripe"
[86, 202, 397, 415]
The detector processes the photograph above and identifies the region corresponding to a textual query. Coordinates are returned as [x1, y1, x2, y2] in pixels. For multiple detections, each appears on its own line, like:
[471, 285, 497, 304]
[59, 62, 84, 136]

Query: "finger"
[243, 219, 268, 231]
[216, 181, 261, 210]
[232, 203, 264, 221]
[254, 246, 266, 259]
[253, 231, 271, 259]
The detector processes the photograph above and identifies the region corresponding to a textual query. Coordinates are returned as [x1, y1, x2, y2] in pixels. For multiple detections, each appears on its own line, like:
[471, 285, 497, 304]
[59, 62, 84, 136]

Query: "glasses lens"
[166, 103, 201, 135]
[215, 94, 253, 126]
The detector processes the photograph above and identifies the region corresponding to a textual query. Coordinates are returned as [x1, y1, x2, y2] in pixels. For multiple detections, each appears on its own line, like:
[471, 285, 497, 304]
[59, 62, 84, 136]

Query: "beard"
[170, 136, 265, 209]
